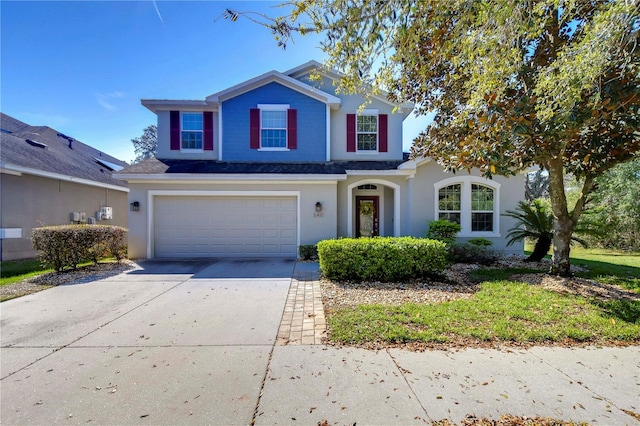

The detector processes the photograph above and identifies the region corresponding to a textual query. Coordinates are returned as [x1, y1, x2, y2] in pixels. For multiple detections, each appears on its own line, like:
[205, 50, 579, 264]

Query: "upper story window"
[435, 177, 500, 236]
[261, 109, 287, 148]
[250, 104, 297, 151]
[357, 115, 377, 151]
[181, 113, 203, 150]
[346, 111, 387, 153]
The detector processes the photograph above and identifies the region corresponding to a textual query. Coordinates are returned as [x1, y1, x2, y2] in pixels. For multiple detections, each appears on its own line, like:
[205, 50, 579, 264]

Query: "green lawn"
[525, 244, 640, 291]
[327, 247, 640, 347]
[0, 259, 53, 286]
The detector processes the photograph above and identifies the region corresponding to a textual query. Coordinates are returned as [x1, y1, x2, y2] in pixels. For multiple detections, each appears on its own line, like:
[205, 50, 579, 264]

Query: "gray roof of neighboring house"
[118, 157, 407, 176]
[0, 113, 129, 188]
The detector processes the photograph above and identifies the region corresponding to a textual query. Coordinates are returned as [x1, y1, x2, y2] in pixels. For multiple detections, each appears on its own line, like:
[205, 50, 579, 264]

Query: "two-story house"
[116, 61, 524, 259]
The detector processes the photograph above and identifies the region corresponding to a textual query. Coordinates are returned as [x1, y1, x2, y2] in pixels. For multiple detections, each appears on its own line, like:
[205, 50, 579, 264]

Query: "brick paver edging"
[276, 271, 326, 345]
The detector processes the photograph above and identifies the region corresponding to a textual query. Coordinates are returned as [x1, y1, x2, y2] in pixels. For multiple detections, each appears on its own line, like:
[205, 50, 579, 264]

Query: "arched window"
[435, 178, 500, 236]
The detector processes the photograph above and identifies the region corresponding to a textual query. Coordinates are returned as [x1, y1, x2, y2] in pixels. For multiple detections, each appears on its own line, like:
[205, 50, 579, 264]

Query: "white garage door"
[154, 196, 297, 258]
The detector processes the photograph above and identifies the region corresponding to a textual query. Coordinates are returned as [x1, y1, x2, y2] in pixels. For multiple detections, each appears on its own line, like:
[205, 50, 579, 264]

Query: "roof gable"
[206, 70, 341, 110]
[285, 61, 414, 115]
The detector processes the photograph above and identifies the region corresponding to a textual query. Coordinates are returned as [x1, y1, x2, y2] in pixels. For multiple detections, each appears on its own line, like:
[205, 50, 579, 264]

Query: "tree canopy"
[131, 125, 157, 164]
[227, 0, 640, 275]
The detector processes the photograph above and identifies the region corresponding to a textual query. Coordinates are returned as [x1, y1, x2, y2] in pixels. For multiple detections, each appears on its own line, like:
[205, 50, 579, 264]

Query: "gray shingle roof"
[118, 158, 406, 176]
[0, 113, 128, 188]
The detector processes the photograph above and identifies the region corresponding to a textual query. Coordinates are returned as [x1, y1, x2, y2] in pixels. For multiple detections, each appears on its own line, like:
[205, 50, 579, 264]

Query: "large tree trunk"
[545, 157, 594, 277]
[551, 217, 573, 276]
[546, 157, 574, 277]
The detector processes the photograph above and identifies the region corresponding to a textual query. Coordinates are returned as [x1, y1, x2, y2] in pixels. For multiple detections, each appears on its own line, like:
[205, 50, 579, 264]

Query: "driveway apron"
[1, 259, 294, 425]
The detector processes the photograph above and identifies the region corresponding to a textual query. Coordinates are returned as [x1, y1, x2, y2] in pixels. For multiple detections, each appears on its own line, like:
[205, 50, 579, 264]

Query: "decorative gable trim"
[206, 70, 341, 109]
[170, 111, 180, 151]
[285, 60, 413, 113]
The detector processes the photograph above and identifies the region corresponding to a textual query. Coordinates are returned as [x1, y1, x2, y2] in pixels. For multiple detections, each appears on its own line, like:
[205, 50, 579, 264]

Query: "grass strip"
[328, 281, 640, 345]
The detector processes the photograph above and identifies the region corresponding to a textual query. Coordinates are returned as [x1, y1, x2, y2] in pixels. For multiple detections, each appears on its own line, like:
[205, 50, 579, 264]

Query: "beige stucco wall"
[409, 162, 525, 254]
[0, 172, 128, 260]
[126, 181, 338, 259]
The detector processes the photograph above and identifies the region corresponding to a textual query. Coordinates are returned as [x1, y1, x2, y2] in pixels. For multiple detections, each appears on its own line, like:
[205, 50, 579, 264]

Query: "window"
[357, 115, 377, 151]
[471, 184, 494, 232]
[181, 113, 203, 150]
[435, 178, 500, 236]
[438, 184, 461, 224]
[261, 109, 287, 148]
[357, 184, 378, 190]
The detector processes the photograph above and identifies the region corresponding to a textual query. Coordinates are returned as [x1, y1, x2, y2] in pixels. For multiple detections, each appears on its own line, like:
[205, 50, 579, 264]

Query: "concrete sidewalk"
[257, 345, 639, 425]
[1, 260, 638, 425]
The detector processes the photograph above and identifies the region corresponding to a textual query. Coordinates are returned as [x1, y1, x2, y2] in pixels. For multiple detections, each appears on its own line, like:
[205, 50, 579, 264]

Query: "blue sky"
[1, 1, 432, 163]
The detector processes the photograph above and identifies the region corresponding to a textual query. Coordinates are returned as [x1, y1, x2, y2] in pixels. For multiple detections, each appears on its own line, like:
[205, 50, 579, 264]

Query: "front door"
[356, 196, 379, 238]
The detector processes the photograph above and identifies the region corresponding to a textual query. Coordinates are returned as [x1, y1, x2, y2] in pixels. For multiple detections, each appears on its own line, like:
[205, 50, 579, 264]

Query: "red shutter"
[378, 114, 388, 152]
[287, 109, 297, 149]
[250, 108, 260, 149]
[346, 113, 356, 152]
[170, 111, 180, 150]
[203, 112, 214, 151]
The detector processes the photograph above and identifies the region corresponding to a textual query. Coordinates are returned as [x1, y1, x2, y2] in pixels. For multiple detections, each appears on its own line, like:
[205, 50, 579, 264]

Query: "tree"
[226, 0, 640, 276]
[131, 125, 157, 164]
[504, 200, 586, 262]
[578, 159, 640, 250]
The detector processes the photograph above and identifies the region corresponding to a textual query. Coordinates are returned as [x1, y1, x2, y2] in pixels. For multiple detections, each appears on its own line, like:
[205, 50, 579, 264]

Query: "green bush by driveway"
[317, 237, 447, 282]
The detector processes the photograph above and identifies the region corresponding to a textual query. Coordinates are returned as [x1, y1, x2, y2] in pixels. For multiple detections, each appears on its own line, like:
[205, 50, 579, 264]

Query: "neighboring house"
[0, 113, 129, 260]
[116, 61, 524, 259]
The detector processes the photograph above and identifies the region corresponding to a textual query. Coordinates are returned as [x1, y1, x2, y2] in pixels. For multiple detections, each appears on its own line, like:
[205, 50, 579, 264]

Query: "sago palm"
[504, 200, 587, 262]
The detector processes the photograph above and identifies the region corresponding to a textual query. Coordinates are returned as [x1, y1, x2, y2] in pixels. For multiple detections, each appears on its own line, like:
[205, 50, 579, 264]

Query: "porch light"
[315, 202, 323, 213]
[130, 201, 140, 212]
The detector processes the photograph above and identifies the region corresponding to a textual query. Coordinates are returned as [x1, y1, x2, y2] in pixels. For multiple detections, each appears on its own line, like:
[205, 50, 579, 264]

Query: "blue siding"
[222, 82, 326, 162]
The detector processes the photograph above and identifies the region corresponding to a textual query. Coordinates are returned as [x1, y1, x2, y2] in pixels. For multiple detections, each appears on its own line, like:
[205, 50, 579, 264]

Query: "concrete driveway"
[1, 259, 294, 425]
[2, 259, 638, 425]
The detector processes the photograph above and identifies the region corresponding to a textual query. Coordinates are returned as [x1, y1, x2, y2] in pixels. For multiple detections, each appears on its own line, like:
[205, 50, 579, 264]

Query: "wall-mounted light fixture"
[130, 201, 140, 212]
[315, 202, 323, 213]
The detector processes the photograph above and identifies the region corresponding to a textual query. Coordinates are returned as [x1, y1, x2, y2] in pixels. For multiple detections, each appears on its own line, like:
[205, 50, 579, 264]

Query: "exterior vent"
[25, 139, 48, 149]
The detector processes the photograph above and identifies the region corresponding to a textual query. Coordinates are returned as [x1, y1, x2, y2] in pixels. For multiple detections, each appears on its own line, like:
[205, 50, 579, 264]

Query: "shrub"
[32, 225, 127, 272]
[426, 220, 461, 246]
[467, 238, 493, 247]
[299, 244, 318, 260]
[317, 237, 447, 282]
[449, 243, 497, 265]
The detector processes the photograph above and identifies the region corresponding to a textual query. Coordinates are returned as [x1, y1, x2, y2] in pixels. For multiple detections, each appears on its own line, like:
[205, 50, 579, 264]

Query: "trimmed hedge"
[32, 225, 127, 272]
[317, 237, 447, 282]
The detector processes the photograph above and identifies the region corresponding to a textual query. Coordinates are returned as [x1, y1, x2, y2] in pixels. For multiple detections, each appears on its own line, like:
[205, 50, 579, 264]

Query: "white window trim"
[180, 112, 204, 151]
[356, 109, 379, 153]
[434, 176, 501, 237]
[257, 104, 289, 150]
